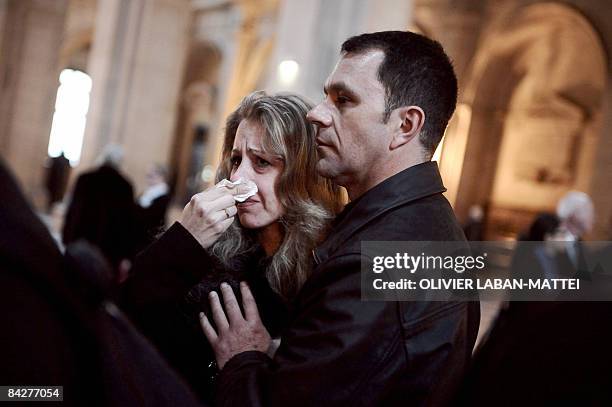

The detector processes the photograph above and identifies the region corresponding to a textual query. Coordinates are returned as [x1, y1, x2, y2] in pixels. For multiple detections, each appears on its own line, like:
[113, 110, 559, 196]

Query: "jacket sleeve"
[119, 222, 220, 402]
[121, 221, 213, 312]
[215, 253, 403, 407]
[62, 175, 87, 244]
[119, 221, 217, 345]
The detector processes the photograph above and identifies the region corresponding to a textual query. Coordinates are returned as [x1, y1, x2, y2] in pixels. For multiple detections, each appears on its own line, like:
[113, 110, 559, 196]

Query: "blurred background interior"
[0, 0, 611, 244]
[0, 0, 611, 364]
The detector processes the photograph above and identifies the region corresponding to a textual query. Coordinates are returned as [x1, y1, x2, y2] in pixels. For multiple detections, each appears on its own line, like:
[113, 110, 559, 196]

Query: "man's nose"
[306, 103, 332, 128]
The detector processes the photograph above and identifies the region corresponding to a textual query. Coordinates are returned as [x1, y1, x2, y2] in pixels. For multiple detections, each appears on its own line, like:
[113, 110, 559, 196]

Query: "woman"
[120, 91, 343, 403]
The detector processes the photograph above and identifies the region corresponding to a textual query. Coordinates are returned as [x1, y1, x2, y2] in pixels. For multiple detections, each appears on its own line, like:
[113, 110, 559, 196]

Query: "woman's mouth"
[237, 198, 258, 208]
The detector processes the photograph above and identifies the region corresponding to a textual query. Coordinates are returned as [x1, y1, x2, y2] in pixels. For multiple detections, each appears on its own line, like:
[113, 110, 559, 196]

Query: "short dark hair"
[341, 31, 458, 155]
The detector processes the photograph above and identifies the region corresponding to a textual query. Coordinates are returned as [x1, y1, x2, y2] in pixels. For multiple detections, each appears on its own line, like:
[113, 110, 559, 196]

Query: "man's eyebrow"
[323, 81, 359, 100]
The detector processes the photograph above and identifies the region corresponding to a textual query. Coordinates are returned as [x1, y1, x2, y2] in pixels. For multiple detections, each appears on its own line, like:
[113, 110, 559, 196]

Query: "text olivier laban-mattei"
[370, 252, 580, 291]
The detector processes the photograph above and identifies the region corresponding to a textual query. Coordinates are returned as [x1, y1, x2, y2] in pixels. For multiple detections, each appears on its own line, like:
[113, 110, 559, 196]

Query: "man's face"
[306, 50, 391, 188]
[566, 204, 595, 238]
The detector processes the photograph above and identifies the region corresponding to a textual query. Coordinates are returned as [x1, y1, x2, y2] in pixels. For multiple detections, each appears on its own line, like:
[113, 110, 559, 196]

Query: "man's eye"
[337, 95, 350, 105]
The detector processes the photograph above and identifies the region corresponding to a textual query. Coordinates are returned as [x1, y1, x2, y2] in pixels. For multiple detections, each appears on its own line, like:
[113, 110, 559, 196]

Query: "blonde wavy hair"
[209, 91, 344, 299]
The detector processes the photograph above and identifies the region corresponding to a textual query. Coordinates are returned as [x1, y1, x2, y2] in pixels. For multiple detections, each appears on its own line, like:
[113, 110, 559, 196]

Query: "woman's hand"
[179, 186, 238, 249]
[200, 282, 272, 369]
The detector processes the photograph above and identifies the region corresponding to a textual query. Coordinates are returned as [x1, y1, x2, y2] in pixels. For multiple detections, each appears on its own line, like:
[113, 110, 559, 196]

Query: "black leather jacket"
[216, 162, 480, 406]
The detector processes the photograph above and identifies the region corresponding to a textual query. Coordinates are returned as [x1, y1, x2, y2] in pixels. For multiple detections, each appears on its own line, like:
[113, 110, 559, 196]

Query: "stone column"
[78, 0, 147, 171]
[200, 0, 279, 171]
[589, 84, 612, 239]
[80, 0, 191, 194]
[265, 0, 413, 102]
[198, 0, 413, 177]
[413, 0, 488, 212]
[0, 0, 68, 205]
[0, 0, 7, 47]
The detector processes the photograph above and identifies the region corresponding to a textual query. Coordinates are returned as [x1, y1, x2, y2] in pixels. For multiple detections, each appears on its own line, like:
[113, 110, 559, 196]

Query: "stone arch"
[446, 2, 607, 237]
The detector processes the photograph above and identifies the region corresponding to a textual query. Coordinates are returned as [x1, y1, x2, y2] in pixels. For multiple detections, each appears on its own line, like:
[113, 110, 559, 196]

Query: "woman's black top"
[119, 222, 290, 404]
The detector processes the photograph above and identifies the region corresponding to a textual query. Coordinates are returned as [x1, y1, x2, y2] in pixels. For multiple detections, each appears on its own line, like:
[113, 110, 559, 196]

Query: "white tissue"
[216, 178, 258, 202]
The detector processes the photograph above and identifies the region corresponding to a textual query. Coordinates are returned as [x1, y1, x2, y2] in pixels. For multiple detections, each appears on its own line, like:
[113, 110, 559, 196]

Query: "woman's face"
[230, 119, 285, 229]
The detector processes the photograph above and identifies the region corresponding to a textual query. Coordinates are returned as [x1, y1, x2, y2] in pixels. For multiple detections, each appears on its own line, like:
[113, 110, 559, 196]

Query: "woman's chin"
[237, 213, 260, 229]
[238, 213, 277, 230]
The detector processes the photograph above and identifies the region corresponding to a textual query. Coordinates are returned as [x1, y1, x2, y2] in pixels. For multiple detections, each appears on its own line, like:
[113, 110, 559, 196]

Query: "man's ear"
[389, 106, 425, 150]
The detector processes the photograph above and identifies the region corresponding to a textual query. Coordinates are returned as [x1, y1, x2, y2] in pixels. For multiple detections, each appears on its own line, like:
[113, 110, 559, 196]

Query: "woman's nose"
[230, 161, 252, 182]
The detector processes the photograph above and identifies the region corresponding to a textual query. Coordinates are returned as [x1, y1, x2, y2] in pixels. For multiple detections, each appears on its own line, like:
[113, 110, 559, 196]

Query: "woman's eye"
[230, 156, 241, 167]
[256, 157, 270, 168]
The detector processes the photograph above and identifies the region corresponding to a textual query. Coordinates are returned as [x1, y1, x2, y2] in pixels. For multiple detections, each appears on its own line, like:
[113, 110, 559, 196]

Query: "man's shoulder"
[333, 194, 464, 250]
[306, 192, 466, 292]
[365, 193, 464, 239]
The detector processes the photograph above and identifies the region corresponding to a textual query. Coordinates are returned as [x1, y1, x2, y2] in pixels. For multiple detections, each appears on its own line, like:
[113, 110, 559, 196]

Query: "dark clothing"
[463, 219, 484, 241]
[460, 301, 612, 406]
[120, 223, 289, 404]
[45, 153, 71, 210]
[216, 162, 480, 406]
[0, 159, 203, 406]
[460, 242, 612, 405]
[135, 193, 171, 243]
[63, 165, 139, 269]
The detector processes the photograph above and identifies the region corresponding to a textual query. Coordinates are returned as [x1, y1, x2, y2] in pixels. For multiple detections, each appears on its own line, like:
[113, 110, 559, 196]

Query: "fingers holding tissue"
[179, 178, 258, 248]
[216, 178, 258, 202]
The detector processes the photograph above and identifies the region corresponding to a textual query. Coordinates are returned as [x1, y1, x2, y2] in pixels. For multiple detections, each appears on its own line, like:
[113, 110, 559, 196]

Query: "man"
[201, 31, 480, 406]
[550, 191, 594, 280]
[556, 191, 594, 247]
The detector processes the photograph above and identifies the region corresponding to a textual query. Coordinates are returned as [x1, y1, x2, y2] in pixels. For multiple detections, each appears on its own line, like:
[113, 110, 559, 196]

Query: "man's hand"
[200, 282, 271, 369]
[180, 186, 238, 249]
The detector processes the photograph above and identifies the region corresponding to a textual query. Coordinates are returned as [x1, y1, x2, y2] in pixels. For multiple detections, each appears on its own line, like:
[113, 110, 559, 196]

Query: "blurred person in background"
[508, 193, 593, 286]
[463, 204, 485, 241]
[185, 125, 208, 202]
[553, 191, 595, 274]
[0, 158, 205, 406]
[460, 194, 612, 406]
[509, 212, 561, 284]
[556, 191, 595, 240]
[535, 191, 596, 281]
[44, 151, 71, 212]
[62, 144, 138, 284]
[120, 91, 343, 404]
[135, 163, 171, 243]
[520, 212, 560, 242]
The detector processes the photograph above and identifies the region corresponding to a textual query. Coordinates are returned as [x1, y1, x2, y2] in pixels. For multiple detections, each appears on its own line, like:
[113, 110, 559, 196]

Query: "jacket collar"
[313, 161, 446, 265]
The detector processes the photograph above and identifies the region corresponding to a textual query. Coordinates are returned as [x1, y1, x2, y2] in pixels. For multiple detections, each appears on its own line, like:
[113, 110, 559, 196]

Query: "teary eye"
[255, 157, 271, 168]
